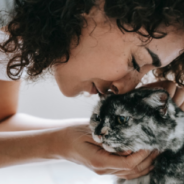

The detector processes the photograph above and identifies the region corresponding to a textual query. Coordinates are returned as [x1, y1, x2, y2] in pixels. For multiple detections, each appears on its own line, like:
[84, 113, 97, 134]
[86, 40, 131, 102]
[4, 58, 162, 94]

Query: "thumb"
[117, 150, 132, 156]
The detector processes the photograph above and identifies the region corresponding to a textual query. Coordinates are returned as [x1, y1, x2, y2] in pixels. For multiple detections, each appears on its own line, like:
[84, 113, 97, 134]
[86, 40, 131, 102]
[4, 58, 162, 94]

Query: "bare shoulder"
[0, 80, 21, 121]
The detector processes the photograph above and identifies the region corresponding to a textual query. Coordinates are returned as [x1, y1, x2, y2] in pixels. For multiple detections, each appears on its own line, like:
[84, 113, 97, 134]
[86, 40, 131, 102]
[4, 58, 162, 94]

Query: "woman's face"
[53, 7, 184, 97]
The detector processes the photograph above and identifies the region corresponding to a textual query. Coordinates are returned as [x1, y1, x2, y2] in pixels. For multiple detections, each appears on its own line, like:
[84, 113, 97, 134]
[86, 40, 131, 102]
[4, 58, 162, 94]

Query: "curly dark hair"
[1, 0, 184, 85]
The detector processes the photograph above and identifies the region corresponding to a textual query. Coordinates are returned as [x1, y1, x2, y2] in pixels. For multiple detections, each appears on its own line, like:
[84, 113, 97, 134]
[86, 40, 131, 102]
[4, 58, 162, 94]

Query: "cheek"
[102, 66, 129, 81]
[60, 53, 129, 82]
[70, 35, 131, 81]
[122, 127, 140, 138]
[54, 72, 81, 97]
[114, 66, 154, 94]
[89, 120, 99, 132]
[91, 60, 129, 81]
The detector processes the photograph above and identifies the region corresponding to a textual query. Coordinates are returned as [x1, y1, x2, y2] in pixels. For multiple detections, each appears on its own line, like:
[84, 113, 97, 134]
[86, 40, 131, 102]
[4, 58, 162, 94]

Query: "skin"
[52, 5, 184, 179]
[54, 7, 184, 96]
[0, 81, 183, 180]
[1, 4, 184, 181]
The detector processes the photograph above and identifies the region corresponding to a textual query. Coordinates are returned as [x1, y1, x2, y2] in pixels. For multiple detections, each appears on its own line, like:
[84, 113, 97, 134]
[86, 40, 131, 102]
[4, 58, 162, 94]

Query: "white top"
[0, 0, 14, 27]
[0, 0, 15, 81]
[0, 30, 13, 81]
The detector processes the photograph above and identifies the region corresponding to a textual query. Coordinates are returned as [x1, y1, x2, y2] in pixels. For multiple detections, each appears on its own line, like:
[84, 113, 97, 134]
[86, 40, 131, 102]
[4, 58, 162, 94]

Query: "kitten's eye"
[92, 114, 101, 122]
[117, 116, 130, 125]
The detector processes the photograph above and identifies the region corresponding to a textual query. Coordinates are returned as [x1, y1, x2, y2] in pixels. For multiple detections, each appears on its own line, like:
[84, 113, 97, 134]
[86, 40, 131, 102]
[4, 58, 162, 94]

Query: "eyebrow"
[146, 48, 161, 67]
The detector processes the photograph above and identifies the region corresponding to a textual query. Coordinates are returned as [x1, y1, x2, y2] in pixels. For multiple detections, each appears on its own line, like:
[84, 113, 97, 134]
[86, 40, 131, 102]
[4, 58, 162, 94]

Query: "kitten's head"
[90, 88, 181, 153]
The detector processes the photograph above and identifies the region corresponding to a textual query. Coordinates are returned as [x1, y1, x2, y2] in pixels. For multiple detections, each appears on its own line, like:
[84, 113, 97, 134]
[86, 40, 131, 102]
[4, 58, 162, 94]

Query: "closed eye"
[132, 56, 140, 72]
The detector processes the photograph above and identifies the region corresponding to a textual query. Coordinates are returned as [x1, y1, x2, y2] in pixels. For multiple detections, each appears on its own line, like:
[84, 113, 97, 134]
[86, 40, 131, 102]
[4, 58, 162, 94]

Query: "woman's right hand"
[52, 124, 158, 180]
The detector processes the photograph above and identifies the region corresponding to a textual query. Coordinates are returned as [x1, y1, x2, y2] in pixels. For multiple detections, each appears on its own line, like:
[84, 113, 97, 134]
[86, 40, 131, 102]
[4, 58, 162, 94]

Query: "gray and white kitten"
[90, 88, 184, 184]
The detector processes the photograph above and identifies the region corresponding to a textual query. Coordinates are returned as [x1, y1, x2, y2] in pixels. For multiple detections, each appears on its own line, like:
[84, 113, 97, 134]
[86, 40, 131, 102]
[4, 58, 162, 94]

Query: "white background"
[0, 1, 121, 183]
[0, 0, 113, 180]
[0, 77, 115, 184]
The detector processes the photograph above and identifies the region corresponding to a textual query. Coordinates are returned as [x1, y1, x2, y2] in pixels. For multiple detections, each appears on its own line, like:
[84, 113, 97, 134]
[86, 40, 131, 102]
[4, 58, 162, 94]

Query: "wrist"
[45, 120, 90, 162]
[47, 127, 69, 160]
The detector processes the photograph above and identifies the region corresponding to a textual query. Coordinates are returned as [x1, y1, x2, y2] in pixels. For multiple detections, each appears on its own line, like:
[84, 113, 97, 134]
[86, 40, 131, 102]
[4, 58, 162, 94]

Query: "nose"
[111, 66, 153, 94]
[110, 84, 119, 94]
[114, 73, 141, 94]
[95, 126, 109, 136]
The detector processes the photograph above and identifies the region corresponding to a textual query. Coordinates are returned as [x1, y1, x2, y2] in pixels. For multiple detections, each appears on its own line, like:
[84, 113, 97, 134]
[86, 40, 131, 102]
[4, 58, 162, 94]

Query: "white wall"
[0, 75, 104, 184]
[0, 1, 108, 183]
[0, 0, 14, 27]
[18, 76, 99, 119]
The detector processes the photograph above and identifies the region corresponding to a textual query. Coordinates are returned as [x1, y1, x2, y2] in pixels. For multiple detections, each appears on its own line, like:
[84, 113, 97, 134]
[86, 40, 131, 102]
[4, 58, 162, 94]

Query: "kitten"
[90, 88, 184, 184]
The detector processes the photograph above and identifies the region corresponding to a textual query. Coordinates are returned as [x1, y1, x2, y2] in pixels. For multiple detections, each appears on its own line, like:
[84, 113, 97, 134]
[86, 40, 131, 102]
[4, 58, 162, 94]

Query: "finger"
[100, 150, 151, 170]
[132, 150, 158, 173]
[180, 101, 184, 112]
[172, 87, 184, 107]
[109, 151, 159, 176]
[85, 136, 103, 147]
[92, 150, 157, 176]
[125, 150, 152, 169]
[113, 150, 158, 176]
[94, 169, 116, 175]
[117, 150, 132, 156]
[118, 165, 154, 180]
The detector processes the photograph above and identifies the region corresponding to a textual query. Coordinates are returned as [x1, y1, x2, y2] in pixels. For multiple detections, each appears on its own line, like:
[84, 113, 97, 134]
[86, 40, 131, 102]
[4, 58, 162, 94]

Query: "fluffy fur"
[90, 88, 184, 184]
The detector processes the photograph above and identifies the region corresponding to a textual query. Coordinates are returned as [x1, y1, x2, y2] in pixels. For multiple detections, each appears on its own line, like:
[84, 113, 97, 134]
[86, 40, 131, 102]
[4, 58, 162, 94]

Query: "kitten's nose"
[101, 127, 109, 135]
[93, 127, 109, 143]
[95, 125, 109, 136]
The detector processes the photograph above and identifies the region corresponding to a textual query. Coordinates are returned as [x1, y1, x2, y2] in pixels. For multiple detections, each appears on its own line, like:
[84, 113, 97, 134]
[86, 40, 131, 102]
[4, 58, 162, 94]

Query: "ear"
[142, 91, 169, 116]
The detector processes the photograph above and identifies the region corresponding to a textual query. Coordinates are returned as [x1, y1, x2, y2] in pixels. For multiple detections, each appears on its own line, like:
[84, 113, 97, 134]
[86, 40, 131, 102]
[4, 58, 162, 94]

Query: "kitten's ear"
[142, 91, 169, 115]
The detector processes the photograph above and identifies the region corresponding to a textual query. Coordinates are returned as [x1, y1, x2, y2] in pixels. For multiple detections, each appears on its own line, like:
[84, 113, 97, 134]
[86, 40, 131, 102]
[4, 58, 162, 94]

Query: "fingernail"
[152, 150, 159, 155]
[144, 150, 151, 154]
[149, 165, 154, 171]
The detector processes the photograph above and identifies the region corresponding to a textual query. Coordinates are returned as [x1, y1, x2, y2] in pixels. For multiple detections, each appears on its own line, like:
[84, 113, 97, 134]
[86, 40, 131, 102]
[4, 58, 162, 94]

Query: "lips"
[91, 83, 105, 95]
[90, 83, 98, 94]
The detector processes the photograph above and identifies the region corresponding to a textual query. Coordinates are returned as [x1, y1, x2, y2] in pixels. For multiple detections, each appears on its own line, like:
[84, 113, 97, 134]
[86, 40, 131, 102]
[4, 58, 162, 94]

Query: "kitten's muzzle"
[93, 126, 110, 143]
[92, 133, 103, 143]
[95, 126, 110, 136]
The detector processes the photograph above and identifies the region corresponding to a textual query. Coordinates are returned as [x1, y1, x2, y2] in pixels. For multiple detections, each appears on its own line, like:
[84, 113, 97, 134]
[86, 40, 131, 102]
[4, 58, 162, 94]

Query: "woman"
[0, 0, 184, 180]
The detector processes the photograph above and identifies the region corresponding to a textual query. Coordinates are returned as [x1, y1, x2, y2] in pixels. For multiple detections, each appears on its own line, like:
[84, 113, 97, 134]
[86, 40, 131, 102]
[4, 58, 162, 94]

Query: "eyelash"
[132, 56, 140, 72]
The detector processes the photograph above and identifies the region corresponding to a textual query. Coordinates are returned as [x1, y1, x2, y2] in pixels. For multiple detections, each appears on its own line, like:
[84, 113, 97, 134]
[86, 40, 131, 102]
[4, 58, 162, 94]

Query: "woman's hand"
[53, 124, 158, 180]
